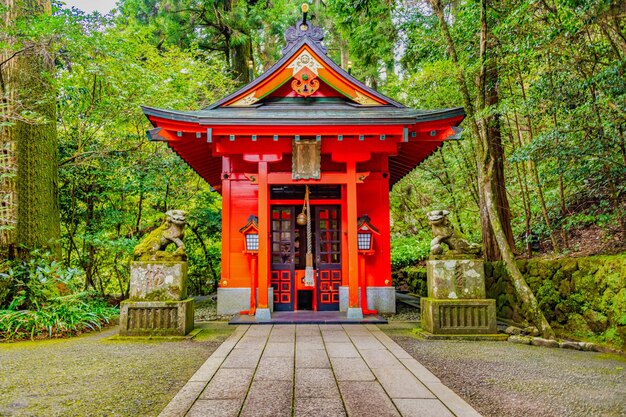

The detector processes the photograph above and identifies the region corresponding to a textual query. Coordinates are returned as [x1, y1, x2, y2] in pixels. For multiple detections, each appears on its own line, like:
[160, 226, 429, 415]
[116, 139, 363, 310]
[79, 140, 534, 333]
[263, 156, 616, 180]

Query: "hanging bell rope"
[304, 185, 315, 287]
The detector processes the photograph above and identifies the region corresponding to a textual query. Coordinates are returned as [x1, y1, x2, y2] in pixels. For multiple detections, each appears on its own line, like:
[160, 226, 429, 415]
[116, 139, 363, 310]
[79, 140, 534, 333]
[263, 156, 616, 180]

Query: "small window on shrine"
[270, 185, 341, 200]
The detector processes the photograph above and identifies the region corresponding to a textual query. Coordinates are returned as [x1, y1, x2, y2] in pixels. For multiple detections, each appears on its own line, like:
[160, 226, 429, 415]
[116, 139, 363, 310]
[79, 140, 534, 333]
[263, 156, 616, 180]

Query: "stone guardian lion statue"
[134, 210, 187, 261]
[427, 210, 481, 256]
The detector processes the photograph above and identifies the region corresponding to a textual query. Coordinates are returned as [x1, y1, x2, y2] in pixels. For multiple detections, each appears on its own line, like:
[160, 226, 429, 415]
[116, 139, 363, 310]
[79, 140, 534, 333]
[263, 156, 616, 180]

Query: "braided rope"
[306, 186, 312, 255]
[304, 185, 315, 286]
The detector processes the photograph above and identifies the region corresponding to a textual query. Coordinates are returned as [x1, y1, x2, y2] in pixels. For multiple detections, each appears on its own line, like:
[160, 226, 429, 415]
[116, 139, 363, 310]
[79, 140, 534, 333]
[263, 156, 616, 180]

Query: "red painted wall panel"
[225, 180, 259, 288]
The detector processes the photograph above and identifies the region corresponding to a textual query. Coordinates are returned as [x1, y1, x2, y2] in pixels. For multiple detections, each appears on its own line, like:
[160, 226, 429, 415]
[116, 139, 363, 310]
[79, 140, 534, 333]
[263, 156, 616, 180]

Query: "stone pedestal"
[421, 259, 497, 336]
[120, 261, 194, 336]
[119, 299, 194, 336]
[421, 298, 496, 334]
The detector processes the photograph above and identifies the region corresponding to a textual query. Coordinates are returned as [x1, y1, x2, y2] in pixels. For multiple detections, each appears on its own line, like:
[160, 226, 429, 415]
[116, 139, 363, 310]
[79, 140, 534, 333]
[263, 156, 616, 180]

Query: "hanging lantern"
[357, 215, 380, 254]
[239, 215, 259, 254]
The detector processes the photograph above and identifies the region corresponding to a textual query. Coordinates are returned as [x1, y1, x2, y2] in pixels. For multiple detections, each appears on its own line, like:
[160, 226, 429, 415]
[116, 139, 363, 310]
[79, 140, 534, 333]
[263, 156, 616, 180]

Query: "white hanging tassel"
[304, 186, 315, 287]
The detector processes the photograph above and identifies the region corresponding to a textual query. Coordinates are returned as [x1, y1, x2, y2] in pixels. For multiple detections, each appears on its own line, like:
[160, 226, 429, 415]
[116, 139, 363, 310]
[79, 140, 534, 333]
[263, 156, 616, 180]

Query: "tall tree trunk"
[231, 39, 252, 84]
[428, 0, 554, 338]
[83, 184, 96, 290]
[480, 63, 515, 261]
[0, 0, 60, 258]
[517, 71, 560, 252]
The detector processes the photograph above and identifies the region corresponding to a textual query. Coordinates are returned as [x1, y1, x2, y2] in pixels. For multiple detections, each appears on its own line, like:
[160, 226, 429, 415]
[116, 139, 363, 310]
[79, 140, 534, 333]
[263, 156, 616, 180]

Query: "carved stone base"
[420, 298, 497, 335]
[426, 259, 486, 299]
[129, 261, 187, 301]
[119, 299, 194, 336]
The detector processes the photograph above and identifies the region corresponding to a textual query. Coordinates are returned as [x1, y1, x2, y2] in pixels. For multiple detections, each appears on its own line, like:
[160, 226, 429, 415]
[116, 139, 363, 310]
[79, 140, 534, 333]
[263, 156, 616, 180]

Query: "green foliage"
[0, 292, 118, 341]
[0, 250, 80, 310]
[391, 235, 430, 269]
[390, 0, 626, 253]
[53, 11, 235, 296]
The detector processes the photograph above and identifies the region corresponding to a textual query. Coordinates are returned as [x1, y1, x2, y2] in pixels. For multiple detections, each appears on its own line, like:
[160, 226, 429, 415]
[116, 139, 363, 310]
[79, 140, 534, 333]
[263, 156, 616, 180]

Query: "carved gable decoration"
[282, 21, 326, 54]
[288, 50, 323, 97]
[292, 140, 321, 180]
[230, 92, 259, 107]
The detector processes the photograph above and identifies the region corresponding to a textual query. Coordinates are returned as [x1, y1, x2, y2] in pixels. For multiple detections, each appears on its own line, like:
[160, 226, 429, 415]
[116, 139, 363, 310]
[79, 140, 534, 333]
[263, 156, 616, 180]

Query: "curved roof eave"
[141, 105, 466, 126]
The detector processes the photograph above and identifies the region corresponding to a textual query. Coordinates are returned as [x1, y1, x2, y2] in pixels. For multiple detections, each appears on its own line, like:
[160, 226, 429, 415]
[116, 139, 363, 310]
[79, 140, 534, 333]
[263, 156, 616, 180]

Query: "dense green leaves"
[2, 0, 624, 310]
[53, 11, 235, 295]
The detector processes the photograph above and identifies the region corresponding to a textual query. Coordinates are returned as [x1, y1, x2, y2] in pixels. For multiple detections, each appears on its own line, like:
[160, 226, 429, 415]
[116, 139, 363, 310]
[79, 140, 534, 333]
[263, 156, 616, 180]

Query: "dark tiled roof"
[142, 100, 465, 126]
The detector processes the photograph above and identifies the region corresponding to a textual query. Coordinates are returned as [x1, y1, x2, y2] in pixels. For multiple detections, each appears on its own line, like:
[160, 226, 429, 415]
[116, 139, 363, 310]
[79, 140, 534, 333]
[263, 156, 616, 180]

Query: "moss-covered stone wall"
[485, 255, 626, 349]
[393, 265, 427, 296]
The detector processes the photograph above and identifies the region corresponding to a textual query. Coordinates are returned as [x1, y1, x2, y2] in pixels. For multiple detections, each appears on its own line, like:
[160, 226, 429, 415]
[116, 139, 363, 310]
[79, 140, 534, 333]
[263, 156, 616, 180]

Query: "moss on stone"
[485, 254, 626, 351]
[402, 266, 427, 297]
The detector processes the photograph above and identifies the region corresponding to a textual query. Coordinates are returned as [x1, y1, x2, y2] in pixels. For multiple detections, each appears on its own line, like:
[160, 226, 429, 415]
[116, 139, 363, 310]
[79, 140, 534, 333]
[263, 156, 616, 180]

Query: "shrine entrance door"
[270, 204, 342, 312]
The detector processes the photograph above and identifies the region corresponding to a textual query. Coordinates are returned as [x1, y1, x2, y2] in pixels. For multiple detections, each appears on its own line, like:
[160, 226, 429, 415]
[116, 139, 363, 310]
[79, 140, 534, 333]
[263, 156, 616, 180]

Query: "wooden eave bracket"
[447, 126, 463, 140]
[146, 127, 169, 142]
[245, 173, 258, 183]
[357, 172, 370, 183]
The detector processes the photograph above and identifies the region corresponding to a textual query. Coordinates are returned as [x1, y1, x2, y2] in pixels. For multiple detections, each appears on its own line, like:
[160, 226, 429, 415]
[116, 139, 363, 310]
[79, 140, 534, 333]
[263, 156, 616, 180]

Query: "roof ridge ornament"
[282, 3, 326, 55]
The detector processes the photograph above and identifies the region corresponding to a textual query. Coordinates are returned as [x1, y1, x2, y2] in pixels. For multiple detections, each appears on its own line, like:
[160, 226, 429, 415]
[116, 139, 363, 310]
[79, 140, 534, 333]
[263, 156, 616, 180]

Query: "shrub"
[0, 250, 81, 310]
[391, 235, 430, 269]
[0, 292, 119, 341]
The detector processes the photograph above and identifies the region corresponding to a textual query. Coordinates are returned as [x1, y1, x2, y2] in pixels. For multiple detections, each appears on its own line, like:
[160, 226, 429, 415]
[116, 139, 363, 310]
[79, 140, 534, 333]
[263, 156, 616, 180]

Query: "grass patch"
[194, 321, 234, 341]
[379, 321, 424, 339]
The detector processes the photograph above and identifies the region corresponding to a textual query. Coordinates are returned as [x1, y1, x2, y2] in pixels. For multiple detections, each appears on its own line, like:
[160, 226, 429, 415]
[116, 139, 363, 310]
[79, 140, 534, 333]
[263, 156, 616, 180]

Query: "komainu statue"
[427, 210, 481, 256]
[134, 210, 187, 261]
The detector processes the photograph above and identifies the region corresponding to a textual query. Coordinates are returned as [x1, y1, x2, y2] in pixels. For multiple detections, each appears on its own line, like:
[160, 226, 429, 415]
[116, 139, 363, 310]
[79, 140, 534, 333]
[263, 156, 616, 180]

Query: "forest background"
[0, 0, 624, 320]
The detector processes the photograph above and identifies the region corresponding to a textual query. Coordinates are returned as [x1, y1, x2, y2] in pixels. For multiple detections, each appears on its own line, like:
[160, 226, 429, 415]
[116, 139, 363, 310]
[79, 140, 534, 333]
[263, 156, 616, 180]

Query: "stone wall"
[485, 254, 626, 349]
[393, 266, 427, 296]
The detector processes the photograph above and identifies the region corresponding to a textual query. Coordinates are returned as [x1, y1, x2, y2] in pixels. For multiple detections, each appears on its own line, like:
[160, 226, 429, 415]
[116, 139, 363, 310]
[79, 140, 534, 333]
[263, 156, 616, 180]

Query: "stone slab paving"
[159, 324, 481, 417]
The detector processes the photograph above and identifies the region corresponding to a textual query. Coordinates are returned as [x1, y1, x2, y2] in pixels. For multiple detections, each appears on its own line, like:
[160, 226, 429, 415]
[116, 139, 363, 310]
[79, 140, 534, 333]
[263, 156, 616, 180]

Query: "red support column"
[220, 157, 231, 284]
[255, 161, 271, 319]
[346, 160, 363, 318]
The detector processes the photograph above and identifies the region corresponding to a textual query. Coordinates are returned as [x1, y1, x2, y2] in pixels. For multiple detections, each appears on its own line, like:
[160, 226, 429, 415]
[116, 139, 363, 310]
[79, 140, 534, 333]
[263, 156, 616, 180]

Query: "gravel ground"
[0, 323, 233, 417]
[383, 299, 421, 321]
[194, 296, 234, 322]
[384, 322, 626, 417]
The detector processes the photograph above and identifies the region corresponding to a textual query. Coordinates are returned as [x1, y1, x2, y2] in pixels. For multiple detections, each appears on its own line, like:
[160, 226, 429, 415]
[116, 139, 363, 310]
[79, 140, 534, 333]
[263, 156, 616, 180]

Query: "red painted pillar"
[220, 157, 231, 284]
[346, 160, 361, 317]
[256, 161, 270, 316]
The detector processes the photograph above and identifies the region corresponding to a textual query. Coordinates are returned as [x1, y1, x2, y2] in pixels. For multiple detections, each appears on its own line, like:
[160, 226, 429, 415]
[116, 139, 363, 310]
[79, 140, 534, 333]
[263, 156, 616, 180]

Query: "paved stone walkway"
[159, 324, 481, 417]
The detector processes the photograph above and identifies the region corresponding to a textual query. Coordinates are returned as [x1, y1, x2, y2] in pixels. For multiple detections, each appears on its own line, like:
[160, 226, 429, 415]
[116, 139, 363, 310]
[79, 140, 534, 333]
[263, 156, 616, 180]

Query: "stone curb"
[507, 335, 624, 355]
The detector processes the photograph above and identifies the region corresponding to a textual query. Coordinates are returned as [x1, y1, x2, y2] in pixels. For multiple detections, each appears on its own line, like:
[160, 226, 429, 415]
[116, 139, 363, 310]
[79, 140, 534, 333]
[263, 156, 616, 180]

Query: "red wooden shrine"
[142, 11, 465, 319]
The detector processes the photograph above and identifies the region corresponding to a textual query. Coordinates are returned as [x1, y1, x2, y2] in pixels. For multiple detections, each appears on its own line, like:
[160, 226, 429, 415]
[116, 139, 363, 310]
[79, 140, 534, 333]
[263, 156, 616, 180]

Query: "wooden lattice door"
[315, 206, 341, 311]
[270, 206, 297, 311]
